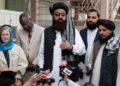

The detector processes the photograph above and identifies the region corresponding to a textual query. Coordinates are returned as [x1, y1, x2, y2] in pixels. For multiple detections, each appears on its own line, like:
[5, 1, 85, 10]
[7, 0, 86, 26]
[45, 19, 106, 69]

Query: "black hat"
[49, 2, 69, 15]
[97, 19, 115, 30]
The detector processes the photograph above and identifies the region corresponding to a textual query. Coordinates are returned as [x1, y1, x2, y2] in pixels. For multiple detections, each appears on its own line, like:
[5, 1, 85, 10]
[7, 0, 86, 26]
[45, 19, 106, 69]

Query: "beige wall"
[101, 0, 109, 19]
[95, 0, 120, 20]
[0, 0, 5, 9]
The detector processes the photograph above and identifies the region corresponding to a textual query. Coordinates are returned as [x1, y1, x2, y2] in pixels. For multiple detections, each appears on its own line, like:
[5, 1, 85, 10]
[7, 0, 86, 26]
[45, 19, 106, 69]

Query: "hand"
[24, 73, 43, 86]
[29, 73, 43, 83]
[60, 40, 73, 50]
[64, 74, 69, 83]
[78, 62, 87, 74]
[39, 69, 50, 79]
[86, 66, 92, 76]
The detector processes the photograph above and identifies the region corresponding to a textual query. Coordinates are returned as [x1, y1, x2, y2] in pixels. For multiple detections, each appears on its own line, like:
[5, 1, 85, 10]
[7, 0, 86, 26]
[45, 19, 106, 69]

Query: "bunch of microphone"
[59, 60, 72, 78]
[35, 65, 55, 85]
[39, 78, 55, 85]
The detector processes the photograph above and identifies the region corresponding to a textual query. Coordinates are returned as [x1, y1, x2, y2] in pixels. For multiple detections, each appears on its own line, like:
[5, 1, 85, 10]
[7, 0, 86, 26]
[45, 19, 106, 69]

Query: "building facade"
[0, 0, 120, 29]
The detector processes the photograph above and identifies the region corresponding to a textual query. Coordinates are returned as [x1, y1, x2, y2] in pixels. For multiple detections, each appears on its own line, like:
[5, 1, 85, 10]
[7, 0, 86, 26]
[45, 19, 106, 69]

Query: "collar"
[32, 23, 35, 31]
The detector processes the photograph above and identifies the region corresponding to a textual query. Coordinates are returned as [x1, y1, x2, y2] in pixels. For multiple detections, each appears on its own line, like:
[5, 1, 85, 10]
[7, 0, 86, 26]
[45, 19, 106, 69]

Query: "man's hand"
[60, 40, 73, 50]
[29, 73, 43, 83]
[64, 74, 69, 83]
[39, 69, 50, 79]
[24, 73, 43, 86]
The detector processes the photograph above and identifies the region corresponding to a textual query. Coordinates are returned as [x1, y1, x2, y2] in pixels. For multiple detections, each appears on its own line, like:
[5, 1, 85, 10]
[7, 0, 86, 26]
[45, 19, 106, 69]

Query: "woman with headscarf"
[0, 25, 28, 86]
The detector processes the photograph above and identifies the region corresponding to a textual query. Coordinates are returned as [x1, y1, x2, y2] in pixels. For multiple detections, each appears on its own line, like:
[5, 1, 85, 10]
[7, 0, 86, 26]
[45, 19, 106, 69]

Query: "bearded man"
[79, 8, 100, 86]
[37, 2, 86, 86]
[91, 19, 120, 86]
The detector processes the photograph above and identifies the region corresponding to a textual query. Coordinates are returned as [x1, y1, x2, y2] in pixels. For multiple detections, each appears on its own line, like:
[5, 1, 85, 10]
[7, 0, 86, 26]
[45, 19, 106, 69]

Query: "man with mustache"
[37, 2, 86, 86]
[79, 9, 100, 86]
[91, 19, 120, 86]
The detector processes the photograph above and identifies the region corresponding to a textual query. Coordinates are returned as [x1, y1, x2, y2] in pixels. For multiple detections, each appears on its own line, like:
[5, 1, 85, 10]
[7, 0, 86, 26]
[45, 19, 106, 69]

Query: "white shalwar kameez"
[79, 29, 98, 86]
[38, 29, 85, 86]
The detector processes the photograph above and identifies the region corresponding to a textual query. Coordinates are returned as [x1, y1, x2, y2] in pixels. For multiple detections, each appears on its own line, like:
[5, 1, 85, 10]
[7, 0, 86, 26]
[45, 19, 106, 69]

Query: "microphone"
[59, 60, 72, 77]
[58, 66, 72, 86]
[35, 65, 55, 85]
[63, 67, 72, 76]
[39, 70, 55, 85]
[40, 78, 55, 85]
[35, 65, 40, 73]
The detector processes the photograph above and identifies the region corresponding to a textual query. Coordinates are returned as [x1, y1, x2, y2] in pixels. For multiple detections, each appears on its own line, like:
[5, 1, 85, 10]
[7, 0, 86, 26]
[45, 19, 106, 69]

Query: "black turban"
[97, 19, 115, 30]
[49, 2, 69, 15]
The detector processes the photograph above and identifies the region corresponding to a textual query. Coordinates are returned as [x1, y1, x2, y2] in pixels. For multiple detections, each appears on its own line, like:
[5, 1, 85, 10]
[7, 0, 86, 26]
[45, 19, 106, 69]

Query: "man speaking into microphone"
[38, 2, 85, 86]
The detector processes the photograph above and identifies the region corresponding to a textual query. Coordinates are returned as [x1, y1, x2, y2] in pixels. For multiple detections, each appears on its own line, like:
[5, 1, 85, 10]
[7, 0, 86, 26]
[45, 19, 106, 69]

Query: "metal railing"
[81, 0, 99, 12]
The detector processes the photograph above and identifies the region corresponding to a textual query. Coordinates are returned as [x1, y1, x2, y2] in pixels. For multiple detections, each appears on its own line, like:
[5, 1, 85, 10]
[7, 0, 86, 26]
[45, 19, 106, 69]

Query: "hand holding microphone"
[35, 65, 55, 85]
[60, 60, 72, 77]
[39, 70, 55, 84]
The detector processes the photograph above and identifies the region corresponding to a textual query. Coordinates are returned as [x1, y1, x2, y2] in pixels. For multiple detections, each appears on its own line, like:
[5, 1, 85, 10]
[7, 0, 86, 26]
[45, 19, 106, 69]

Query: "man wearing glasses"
[37, 2, 86, 86]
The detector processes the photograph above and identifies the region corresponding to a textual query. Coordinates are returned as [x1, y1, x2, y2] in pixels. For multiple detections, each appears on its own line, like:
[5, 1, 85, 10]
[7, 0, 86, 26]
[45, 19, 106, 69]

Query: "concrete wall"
[0, 0, 5, 9]
[0, 10, 22, 29]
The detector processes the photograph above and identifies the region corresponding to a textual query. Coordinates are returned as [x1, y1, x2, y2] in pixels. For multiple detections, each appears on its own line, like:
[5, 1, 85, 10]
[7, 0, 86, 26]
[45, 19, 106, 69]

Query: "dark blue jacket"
[79, 27, 99, 78]
[80, 28, 99, 49]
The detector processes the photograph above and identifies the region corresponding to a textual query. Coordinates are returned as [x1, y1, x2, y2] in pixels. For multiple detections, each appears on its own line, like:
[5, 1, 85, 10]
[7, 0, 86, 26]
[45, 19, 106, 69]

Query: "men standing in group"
[79, 9, 100, 85]
[38, 2, 86, 86]
[91, 19, 120, 86]
[16, 13, 45, 81]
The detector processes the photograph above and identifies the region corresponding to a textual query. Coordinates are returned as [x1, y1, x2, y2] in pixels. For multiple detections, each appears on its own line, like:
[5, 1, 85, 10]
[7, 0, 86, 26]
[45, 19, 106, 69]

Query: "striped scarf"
[62, 14, 76, 65]
[106, 37, 120, 56]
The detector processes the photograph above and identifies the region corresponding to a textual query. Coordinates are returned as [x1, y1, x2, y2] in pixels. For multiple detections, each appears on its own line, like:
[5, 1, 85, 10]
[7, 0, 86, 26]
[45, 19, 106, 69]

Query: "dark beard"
[100, 32, 115, 44]
[52, 19, 67, 32]
[24, 28, 32, 32]
[86, 21, 97, 30]
[23, 23, 33, 32]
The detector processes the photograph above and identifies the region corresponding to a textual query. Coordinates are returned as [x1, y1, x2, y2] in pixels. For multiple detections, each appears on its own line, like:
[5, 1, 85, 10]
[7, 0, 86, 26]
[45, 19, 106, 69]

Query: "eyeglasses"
[53, 13, 66, 17]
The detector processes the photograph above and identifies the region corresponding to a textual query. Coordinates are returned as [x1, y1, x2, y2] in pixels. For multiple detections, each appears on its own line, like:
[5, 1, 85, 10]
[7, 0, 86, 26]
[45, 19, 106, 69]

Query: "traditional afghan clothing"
[92, 37, 120, 86]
